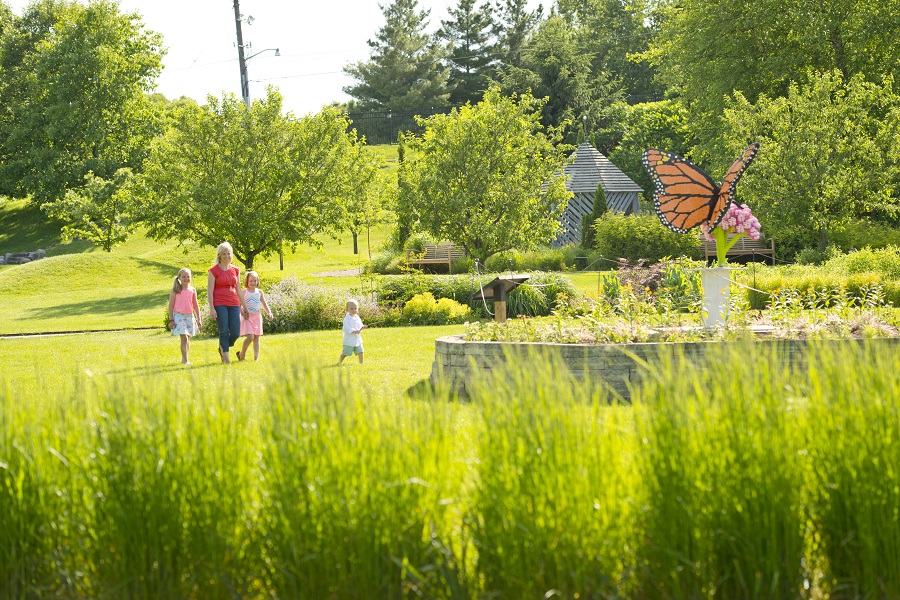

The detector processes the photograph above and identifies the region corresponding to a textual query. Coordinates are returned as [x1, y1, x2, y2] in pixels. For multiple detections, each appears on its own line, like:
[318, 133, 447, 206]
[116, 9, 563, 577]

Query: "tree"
[557, 0, 661, 101]
[0, 0, 164, 205]
[343, 151, 392, 258]
[581, 180, 607, 249]
[607, 98, 694, 195]
[645, 0, 900, 162]
[492, 0, 543, 68]
[721, 71, 900, 251]
[343, 0, 451, 110]
[399, 87, 571, 262]
[437, 0, 497, 105]
[137, 90, 363, 269]
[498, 14, 624, 142]
[41, 168, 136, 251]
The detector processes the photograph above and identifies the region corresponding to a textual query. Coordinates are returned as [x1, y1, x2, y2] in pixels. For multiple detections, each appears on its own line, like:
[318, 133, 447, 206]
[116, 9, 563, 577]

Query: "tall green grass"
[3, 342, 900, 598]
[634, 346, 808, 599]
[468, 355, 639, 597]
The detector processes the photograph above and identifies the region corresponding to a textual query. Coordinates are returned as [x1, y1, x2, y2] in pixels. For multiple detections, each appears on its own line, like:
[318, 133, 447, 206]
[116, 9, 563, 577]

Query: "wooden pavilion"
[553, 142, 644, 246]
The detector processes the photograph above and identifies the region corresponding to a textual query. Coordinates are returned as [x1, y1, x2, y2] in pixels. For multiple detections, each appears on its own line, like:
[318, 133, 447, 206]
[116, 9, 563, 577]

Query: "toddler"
[338, 299, 368, 365]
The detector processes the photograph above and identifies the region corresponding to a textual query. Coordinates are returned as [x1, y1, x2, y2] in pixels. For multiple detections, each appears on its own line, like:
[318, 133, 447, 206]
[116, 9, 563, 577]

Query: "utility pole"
[233, 0, 250, 107]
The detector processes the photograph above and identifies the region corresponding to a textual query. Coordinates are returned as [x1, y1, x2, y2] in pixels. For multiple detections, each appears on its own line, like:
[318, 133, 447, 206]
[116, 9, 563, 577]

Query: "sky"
[6, 0, 541, 116]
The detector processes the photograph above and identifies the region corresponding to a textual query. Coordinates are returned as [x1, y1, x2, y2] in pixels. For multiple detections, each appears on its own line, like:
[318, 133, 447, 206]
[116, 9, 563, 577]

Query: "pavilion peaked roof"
[564, 142, 643, 194]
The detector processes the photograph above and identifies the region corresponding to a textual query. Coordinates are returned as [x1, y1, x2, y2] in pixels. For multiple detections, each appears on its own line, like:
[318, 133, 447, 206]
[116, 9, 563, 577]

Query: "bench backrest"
[409, 243, 466, 261]
[700, 235, 773, 253]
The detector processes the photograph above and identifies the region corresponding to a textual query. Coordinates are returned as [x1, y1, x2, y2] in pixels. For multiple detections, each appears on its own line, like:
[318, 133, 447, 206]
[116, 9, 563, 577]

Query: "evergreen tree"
[581, 180, 607, 249]
[557, 0, 661, 102]
[498, 15, 624, 142]
[493, 0, 543, 68]
[343, 0, 451, 110]
[438, 0, 497, 105]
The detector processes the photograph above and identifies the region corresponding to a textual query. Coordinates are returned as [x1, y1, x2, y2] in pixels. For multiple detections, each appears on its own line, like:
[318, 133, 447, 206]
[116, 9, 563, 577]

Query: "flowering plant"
[700, 203, 762, 267]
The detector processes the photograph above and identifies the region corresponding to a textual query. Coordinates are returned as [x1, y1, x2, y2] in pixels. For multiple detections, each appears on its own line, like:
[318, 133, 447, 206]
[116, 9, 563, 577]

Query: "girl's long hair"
[172, 268, 191, 294]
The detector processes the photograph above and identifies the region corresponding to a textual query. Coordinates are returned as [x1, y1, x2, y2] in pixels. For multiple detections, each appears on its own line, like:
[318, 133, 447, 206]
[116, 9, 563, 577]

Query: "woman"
[207, 241, 248, 364]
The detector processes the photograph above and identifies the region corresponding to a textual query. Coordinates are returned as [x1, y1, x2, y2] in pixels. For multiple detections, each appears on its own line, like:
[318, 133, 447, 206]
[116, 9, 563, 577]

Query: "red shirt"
[208, 264, 240, 306]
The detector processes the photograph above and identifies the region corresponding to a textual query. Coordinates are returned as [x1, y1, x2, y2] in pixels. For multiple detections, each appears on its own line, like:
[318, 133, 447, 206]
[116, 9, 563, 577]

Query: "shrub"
[523, 272, 579, 314]
[830, 220, 900, 251]
[401, 292, 470, 325]
[593, 213, 702, 263]
[260, 278, 396, 333]
[451, 255, 474, 274]
[374, 273, 491, 307]
[826, 245, 900, 278]
[795, 247, 828, 265]
[367, 250, 405, 275]
[484, 245, 578, 272]
[741, 267, 885, 310]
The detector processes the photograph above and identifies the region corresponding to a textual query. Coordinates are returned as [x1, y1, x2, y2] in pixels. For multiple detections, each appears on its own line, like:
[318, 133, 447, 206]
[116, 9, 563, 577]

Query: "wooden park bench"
[405, 243, 466, 273]
[701, 235, 775, 264]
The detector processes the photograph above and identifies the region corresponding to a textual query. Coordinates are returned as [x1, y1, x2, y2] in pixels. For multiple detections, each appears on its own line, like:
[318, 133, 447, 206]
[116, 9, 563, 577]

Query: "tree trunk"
[352, 230, 358, 255]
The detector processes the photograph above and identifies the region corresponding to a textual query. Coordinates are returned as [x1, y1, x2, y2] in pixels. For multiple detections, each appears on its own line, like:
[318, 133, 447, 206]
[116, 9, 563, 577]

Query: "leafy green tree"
[607, 98, 694, 196]
[399, 87, 571, 262]
[498, 15, 624, 142]
[492, 0, 543, 68]
[344, 151, 392, 258]
[437, 0, 497, 105]
[343, 0, 451, 110]
[645, 0, 900, 162]
[41, 168, 135, 251]
[722, 71, 900, 251]
[137, 90, 363, 269]
[0, 0, 164, 205]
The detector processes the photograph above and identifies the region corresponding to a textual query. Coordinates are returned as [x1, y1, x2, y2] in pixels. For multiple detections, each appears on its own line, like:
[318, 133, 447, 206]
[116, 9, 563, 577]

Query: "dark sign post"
[473, 275, 530, 323]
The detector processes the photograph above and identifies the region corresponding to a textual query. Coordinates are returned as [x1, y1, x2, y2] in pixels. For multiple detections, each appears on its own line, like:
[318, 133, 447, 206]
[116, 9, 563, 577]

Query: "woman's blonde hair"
[244, 270, 260, 287]
[215, 241, 234, 265]
[172, 268, 192, 294]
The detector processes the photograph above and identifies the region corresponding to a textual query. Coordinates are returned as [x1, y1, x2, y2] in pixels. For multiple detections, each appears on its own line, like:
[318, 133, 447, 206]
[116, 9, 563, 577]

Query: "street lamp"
[232, 0, 279, 107]
[240, 47, 280, 107]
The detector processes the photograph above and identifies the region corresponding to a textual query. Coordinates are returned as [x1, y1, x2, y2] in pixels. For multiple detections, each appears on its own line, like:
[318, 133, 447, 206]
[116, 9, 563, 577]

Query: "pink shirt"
[208, 264, 240, 306]
[173, 288, 197, 314]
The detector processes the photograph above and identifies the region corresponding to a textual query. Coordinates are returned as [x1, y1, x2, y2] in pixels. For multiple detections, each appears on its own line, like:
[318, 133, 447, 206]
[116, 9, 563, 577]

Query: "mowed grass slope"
[0, 197, 391, 334]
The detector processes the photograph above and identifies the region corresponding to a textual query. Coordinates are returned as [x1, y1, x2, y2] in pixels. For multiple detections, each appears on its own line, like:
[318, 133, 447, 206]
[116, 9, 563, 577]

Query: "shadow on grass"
[24, 290, 164, 319]
[106, 361, 224, 377]
[0, 201, 64, 253]
[133, 257, 188, 279]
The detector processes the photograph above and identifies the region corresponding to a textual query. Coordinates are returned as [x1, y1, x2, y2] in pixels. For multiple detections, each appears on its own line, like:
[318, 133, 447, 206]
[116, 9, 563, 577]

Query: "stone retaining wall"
[430, 335, 900, 400]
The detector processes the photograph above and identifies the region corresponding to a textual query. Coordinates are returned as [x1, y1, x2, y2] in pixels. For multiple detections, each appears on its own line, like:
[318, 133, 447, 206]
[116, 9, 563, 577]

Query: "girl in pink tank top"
[167, 268, 202, 365]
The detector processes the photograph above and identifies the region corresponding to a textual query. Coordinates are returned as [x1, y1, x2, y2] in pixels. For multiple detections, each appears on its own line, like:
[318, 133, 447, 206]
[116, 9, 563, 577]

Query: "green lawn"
[0, 323, 464, 401]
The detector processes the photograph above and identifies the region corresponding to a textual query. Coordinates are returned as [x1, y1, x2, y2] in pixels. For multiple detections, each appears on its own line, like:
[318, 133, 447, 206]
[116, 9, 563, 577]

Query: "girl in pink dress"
[237, 271, 274, 361]
[167, 268, 202, 365]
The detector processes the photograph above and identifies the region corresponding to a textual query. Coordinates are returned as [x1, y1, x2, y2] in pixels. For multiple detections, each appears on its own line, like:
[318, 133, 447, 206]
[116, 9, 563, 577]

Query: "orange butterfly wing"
[642, 143, 760, 234]
[717, 142, 760, 211]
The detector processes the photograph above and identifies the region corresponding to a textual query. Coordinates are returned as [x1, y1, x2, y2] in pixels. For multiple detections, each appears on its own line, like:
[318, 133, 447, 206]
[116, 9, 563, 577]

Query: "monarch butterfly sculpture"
[641, 143, 760, 234]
